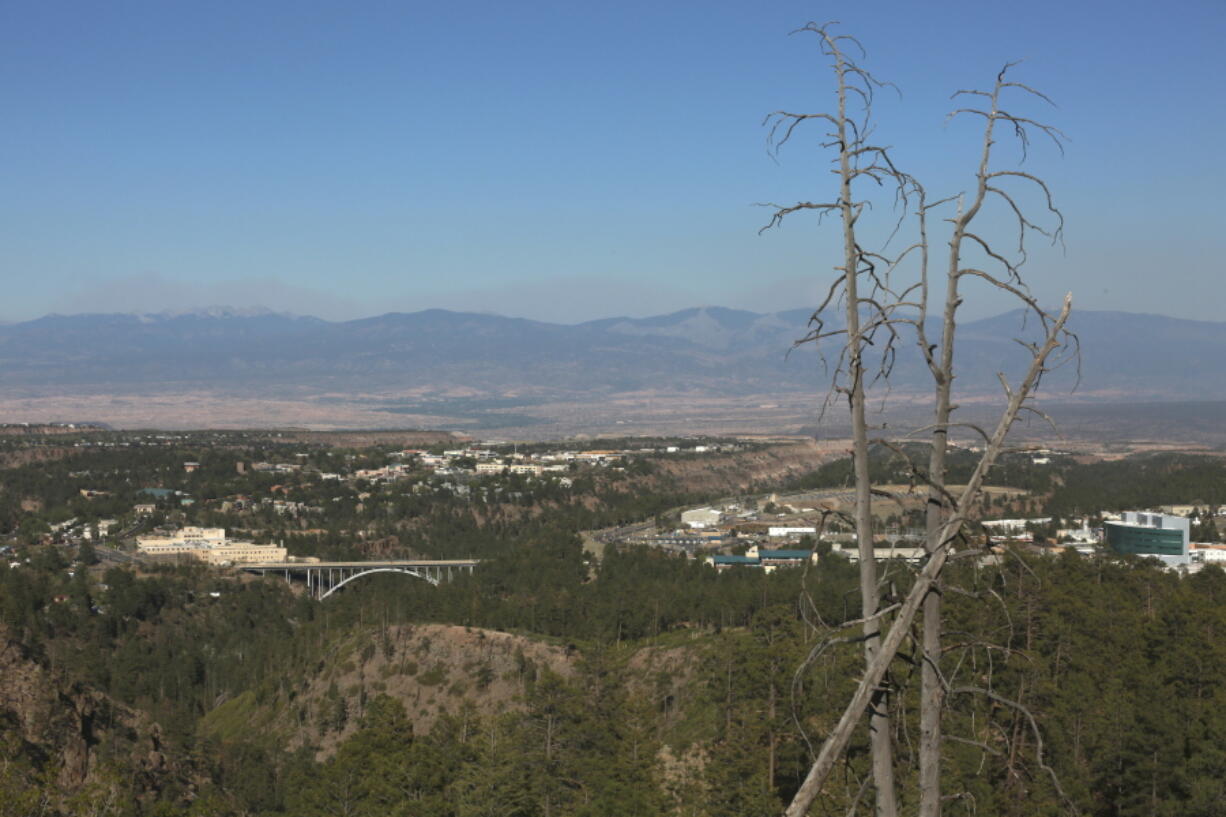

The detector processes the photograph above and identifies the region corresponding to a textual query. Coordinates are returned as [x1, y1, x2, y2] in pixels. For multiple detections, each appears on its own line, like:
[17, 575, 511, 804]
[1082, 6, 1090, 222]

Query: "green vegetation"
[6, 436, 1226, 814]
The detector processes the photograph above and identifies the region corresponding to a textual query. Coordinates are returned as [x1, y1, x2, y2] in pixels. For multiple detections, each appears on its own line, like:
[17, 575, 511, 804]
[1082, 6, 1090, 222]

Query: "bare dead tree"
[761, 23, 1075, 817]
[783, 301, 1070, 817]
[907, 64, 1071, 817]
[762, 22, 923, 817]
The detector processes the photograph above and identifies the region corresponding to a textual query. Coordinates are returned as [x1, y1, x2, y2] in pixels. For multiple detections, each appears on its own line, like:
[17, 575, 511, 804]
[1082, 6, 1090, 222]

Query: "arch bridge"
[241, 559, 478, 600]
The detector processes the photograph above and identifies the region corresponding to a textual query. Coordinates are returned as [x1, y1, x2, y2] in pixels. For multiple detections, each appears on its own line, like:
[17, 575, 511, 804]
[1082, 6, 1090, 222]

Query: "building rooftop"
[710, 555, 759, 565]
[759, 549, 812, 560]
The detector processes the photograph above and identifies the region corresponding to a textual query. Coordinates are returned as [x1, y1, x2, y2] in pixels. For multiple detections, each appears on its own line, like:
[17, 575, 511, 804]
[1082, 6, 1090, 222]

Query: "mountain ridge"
[0, 305, 1216, 404]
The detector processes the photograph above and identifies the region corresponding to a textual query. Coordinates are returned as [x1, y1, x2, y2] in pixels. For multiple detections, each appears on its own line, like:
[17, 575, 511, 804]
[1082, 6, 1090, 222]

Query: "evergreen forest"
[4, 436, 1226, 816]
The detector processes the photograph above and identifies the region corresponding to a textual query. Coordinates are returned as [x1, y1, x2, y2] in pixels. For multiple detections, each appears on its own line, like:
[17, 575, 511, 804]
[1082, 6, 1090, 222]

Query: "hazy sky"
[2, 0, 1222, 324]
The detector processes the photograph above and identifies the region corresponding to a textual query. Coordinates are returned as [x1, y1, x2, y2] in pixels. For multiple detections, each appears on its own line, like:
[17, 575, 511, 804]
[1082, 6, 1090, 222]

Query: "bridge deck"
[243, 559, 478, 570]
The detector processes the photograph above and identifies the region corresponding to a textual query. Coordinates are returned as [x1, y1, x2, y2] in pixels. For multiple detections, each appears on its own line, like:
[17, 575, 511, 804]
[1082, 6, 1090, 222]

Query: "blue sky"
[1, 0, 1222, 323]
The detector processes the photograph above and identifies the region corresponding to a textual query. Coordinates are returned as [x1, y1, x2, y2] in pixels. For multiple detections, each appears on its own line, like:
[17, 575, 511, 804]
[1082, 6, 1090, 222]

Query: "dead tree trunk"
[764, 28, 1073, 816]
[784, 295, 1071, 817]
[835, 45, 899, 817]
[915, 65, 1069, 817]
[763, 23, 916, 816]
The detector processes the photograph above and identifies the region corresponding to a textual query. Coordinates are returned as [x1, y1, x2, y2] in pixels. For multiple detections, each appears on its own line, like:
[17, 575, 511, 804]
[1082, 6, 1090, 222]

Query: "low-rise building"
[708, 546, 818, 572]
[136, 527, 285, 565]
[708, 554, 760, 570]
[831, 543, 926, 563]
[82, 519, 118, 541]
[1192, 543, 1226, 564]
[767, 526, 817, 538]
[980, 518, 1051, 535]
[197, 543, 287, 565]
[682, 507, 723, 528]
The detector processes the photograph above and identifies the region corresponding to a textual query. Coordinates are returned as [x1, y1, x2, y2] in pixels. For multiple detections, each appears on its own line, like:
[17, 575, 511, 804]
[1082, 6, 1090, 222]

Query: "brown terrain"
[0, 624, 177, 794]
[4, 386, 1223, 455]
[0, 388, 830, 437]
[649, 439, 848, 495]
[201, 622, 707, 762]
[0, 618, 708, 798]
[272, 429, 466, 447]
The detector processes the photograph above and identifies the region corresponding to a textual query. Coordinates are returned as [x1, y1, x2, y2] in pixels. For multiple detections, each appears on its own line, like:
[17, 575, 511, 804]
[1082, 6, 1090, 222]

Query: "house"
[81, 520, 118, 541]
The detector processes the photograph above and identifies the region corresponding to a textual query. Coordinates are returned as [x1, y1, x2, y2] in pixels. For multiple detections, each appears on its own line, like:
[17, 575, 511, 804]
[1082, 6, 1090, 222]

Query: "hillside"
[11, 444, 1226, 814]
[202, 623, 583, 757]
[0, 623, 188, 801]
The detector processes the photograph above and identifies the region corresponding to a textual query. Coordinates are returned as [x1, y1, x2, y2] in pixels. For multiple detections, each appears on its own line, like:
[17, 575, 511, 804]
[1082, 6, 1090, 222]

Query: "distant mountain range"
[0, 305, 1215, 402]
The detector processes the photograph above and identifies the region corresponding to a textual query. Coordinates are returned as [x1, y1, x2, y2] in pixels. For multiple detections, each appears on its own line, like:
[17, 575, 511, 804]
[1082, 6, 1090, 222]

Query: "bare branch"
[948, 686, 1079, 814]
[784, 296, 1073, 817]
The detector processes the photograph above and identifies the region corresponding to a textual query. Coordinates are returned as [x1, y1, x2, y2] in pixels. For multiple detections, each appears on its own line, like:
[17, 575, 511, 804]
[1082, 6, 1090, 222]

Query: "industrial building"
[681, 507, 723, 528]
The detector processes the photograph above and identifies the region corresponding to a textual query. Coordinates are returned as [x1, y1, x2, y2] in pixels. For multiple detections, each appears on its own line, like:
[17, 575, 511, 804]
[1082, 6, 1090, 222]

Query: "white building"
[137, 527, 285, 565]
[768, 526, 817, 538]
[832, 543, 926, 563]
[1191, 544, 1226, 564]
[980, 518, 1052, 535]
[682, 508, 723, 529]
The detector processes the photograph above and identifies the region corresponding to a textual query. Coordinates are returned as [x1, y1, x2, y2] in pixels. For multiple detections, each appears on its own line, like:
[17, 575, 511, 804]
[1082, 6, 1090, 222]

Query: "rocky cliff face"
[0, 625, 181, 797]
[651, 439, 838, 495]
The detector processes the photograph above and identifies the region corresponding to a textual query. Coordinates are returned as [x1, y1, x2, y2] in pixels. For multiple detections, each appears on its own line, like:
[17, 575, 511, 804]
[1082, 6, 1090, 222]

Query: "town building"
[81, 520, 118, 541]
[136, 527, 286, 565]
[831, 543, 927, 563]
[708, 546, 818, 572]
[708, 554, 760, 570]
[1191, 543, 1226, 565]
[681, 507, 723, 528]
[1103, 511, 1190, 566]
[767, 526, 817, 538]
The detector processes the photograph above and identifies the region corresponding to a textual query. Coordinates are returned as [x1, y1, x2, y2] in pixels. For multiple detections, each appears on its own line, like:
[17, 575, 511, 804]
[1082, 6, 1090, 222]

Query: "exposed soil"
[204, 623, 579, 759]
[649, 439, 847, 496]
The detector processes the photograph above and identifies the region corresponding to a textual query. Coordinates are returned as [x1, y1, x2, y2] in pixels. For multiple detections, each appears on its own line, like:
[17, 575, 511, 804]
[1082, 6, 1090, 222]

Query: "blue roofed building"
[708, 554, 760, 570]
[707, 546, 817, 572]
